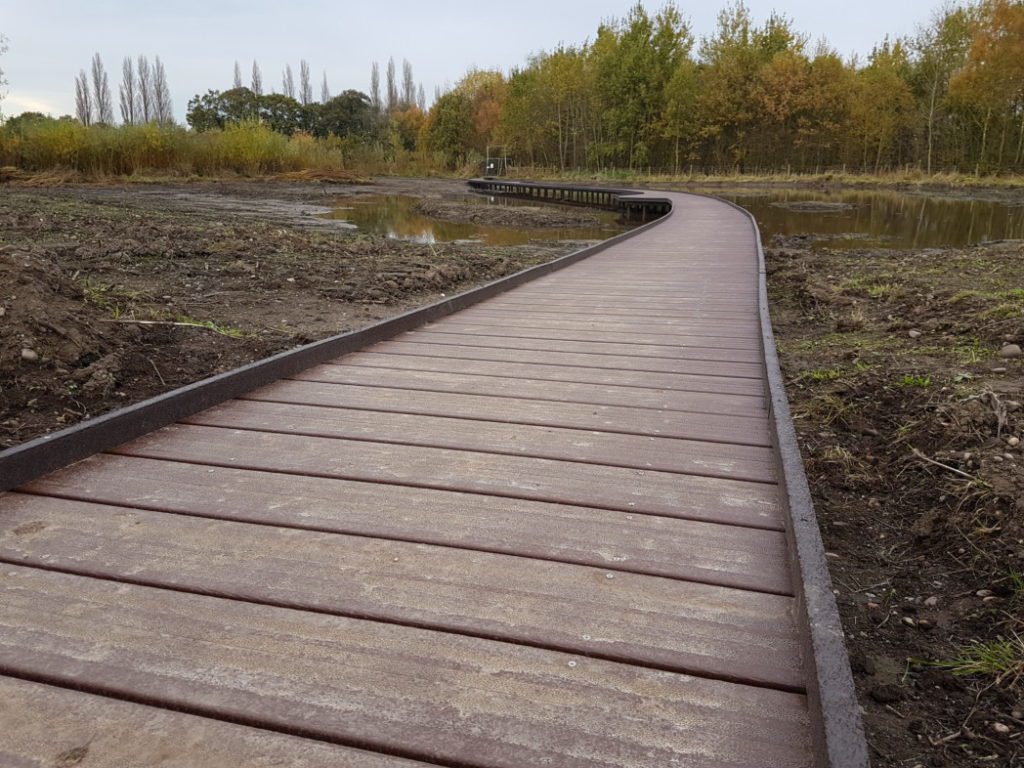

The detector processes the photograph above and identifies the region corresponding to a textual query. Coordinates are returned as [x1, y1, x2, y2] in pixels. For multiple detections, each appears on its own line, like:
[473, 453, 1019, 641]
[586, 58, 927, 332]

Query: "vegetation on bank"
[1, 0, 1023, 180]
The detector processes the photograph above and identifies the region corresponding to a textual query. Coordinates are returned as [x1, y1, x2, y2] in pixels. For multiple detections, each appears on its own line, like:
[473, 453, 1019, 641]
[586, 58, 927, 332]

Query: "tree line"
[3, 1, 1023, 177]
[482, 0, 1024, 175]
[75, 53, 173, 126]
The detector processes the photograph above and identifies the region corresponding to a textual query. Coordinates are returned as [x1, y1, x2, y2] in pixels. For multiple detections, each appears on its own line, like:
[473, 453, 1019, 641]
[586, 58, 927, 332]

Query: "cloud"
[3, 91, 64, 117]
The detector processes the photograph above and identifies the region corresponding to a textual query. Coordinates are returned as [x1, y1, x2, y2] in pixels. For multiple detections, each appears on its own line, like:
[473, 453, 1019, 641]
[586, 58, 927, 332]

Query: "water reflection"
[319, 194, 627, 246]
[716, 189, 1024, 249]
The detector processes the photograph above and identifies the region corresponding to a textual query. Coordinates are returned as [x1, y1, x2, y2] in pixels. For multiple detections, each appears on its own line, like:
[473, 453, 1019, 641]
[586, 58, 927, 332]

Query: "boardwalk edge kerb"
[0, 189, 668, 492]
[723, 196, 871, 768]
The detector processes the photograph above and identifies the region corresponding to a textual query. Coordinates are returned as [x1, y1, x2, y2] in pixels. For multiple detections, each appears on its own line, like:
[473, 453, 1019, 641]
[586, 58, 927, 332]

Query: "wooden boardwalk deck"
[0, 185, 866, 767]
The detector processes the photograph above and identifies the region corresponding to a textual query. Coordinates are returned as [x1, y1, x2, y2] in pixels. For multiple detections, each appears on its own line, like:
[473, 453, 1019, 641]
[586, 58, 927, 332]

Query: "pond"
[319, 194, 628, 246]
[715, 188, 1024, 249]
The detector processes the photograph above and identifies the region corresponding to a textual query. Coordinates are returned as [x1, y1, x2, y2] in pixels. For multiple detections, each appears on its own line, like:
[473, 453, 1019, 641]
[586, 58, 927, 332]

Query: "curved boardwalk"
[0, 186, 866, 767]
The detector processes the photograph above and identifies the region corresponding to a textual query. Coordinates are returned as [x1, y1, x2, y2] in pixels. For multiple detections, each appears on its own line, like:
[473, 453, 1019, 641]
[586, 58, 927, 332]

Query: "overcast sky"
[2, 0, 940, 122]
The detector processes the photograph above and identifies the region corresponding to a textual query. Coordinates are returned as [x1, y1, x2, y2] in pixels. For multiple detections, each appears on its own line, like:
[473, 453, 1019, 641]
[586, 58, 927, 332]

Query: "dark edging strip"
[0, 184, 668, 493]
[721, 197, 870, 768]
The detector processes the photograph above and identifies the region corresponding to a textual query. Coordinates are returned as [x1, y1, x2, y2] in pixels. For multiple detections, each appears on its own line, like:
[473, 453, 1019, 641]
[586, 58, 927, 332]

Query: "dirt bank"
[0, 179, 580, 449]
[768, 237, 1024, 766]
[414, 197, 606, 227]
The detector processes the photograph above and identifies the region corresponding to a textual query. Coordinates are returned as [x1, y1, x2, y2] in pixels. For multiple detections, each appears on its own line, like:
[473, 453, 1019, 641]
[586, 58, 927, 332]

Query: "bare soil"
[414, 197, 606, 227]
[0, 178, 578, 449]
[768, 237, 1024, 766]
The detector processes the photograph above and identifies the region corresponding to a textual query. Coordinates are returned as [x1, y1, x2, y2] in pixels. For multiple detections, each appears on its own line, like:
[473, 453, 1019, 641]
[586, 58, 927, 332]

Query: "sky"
[1, 0, 942, 122]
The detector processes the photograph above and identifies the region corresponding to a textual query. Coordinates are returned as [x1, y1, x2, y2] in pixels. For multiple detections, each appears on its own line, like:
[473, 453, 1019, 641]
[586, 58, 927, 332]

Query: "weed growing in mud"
[900, 374, 933, 388]
[80, 278, 142, 317]
[929, 634, 1024, 687]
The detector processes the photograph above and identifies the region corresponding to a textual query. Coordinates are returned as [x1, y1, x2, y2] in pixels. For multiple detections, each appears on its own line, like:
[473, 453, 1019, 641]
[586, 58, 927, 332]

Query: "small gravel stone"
[20, 348, 38, 362]
[992, 367, 1008, 374]
[976, 589, 993, 597]
[992, 722, 1011, 735]
[908, 330, 922, 338]
[1008, 437, 1020, 447]
[999, 343, 1022, 358]
[924, 596, 939, 607]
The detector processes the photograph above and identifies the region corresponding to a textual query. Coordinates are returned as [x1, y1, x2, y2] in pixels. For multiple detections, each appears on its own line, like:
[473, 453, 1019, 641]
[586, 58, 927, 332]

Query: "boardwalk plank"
[337, 350, 765, 395]
[0, 494, 802, 688]
[23, 454, 794, 594]
[0, 567, 814, 768]
[244, 380, 772, 445]
[183, 399, 777, 483]
[113, 423, 782, 529]
[292, 364, 767, 416]
[0, 677, 428, 768]
[370, 339, 765, 378]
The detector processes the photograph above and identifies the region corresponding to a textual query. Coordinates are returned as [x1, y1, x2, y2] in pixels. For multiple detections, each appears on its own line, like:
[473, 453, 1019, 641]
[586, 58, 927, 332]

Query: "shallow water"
[716, 188, 1024, 249]
[319, 194, 627, 246]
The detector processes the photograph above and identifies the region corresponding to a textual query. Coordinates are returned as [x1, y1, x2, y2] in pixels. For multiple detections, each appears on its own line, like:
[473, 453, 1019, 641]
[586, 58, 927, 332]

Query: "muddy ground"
[0, 177, 590, 449]
[768, 236, 1024, 766]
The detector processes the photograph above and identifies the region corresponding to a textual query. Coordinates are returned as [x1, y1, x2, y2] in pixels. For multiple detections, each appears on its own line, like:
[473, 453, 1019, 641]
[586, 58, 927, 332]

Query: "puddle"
[716, 189, 1024, 249]
[319, 194, 628, 246]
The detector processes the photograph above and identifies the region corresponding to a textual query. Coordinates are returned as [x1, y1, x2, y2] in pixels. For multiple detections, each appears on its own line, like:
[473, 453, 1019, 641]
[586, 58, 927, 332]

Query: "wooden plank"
[183, 400, 777, 483]
[395, 331, 765, 364]
[425, 314, 761, 338]
[370, 339, 765, 379]
[293, 364, 767, 417]
[0, 494, 803, 689]
[112, 423, 782, 529]
[244, 380, 773, 446]
[0, 676, 427, 768]
[417, 323, 763, 351]
[458, 305, 759, 323]
[339, 351, 765, 396]
[23, 454, 794, 594]
[0, 566, 814, 768]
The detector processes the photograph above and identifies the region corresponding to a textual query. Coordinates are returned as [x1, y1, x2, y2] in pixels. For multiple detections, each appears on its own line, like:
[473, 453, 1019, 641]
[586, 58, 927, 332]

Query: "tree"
[386, 57, 398, 112]
[315, 90, 377, 140]
[949, 0, 1024, 173]
[0, 34, 8, 120]
[401, 59, 416, 109]
[152, 56, 173, 124]
[299, 59, 313, 105]
[233, 61, 242, 89]
[137, 55, 153, 122]
[119, 56, 138, 124]
[417, 83, 426, 111]
[251, 60, 263, 96]
[370, 62, 381, 112]
[425, 89, 474, 167]
[912, 4, 976, 172]
[283, 65, 295, 99]
[75, 70, 93, 125]
[321, 71, 330, 103]
[850, 40, 915, 171]
[91, 53, 114, 124]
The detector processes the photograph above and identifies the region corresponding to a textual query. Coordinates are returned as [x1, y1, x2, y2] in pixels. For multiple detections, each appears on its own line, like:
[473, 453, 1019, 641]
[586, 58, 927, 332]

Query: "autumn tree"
[949, 0, 1024, 173]
[425, 89, 474, 167]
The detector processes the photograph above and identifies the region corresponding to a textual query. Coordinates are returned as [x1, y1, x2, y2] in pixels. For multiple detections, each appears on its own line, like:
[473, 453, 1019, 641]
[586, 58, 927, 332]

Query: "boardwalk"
[0, 186, 866, 767]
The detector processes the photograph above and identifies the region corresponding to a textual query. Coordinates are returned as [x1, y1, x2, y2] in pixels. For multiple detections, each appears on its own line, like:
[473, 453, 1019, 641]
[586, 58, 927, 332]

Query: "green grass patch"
[927, 635, 1024, 686]
[900, 374, 932, 388]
